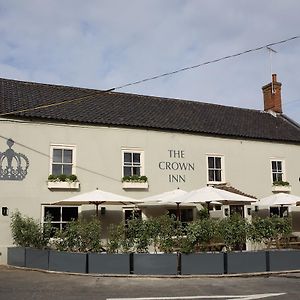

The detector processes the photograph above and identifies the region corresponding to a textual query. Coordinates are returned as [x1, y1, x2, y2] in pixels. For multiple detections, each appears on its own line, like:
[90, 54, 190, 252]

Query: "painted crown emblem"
[0, 139, 29, 180]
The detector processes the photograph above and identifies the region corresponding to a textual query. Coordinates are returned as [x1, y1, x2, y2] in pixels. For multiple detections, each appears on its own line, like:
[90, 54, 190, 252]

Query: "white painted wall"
[0, 117, 299, 263]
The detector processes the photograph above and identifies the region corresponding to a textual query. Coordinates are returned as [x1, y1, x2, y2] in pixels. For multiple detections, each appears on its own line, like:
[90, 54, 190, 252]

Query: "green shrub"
[58, 174, 67, 182]
[185, 218, 220, 252]
[10, 211, 52, 249]
[249, 216, 292, 249]
[218, 214, 250, 251]
[54, 217, 102, 252]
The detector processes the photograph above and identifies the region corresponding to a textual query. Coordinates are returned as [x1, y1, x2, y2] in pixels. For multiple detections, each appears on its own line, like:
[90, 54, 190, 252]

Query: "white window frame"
[42, 205, 80, 231]
[121, 148, 145, 178]
[206, 154, 225, 184]
[49, 144, 76, 176]
[270, 158, 286, 183]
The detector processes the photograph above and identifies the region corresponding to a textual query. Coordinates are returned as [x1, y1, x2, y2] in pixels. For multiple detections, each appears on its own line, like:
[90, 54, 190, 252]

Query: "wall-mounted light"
[2, 207, 8, 216]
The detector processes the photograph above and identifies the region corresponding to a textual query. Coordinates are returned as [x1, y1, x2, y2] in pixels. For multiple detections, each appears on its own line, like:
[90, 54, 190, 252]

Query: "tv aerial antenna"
[266, 46, 277, 92]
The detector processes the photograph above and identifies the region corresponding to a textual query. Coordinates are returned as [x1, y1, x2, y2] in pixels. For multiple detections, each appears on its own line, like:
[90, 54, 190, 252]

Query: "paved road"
[1, 265, 300, 300]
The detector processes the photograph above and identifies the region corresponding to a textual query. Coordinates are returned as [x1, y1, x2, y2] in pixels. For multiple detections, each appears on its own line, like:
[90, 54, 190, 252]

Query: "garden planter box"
[25, 248, 49, 270]
[181, 252, 224, 275]
[7, 247, 26, 267]
[47, 181, 80, 190]
[267, 249, 300, 271]
[122, 182, 148, 189]
[88, 253, 131, 274]
[49, 250, 87, 273]
[133, 253, 178, 275]
[226, 251, 267, 274]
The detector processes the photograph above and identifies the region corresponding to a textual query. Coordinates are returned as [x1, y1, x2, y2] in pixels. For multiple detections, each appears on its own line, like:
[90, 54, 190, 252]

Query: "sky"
[0, 0, 299, 123]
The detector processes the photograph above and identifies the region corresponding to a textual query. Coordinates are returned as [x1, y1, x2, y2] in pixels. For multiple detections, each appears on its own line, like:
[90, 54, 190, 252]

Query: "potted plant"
[47, 174, 80, 190]
[272, 180, 291, 192]
[122, 175, 148, 189]
[133, 215, 179, 275]
[9, 211, 51, 270]
[181, 218, 224, 275]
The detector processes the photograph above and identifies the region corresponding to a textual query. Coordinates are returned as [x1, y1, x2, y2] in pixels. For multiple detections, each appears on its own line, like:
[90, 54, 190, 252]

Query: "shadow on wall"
[81, 209, 123, 239]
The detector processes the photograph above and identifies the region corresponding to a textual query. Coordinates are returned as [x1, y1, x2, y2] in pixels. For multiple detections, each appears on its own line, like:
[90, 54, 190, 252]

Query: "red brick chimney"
[262, 74, 282, 113]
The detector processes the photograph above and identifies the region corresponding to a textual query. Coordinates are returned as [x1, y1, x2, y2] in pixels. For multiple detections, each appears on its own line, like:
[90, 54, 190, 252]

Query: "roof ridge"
[0, 76, 103, 93]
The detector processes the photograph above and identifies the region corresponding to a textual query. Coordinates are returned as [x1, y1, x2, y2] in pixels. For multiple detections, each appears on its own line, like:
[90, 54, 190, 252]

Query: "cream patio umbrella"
[139, 188, 190, 220]
[179, 186, 256, 203]
[257, 193, 300, 206]
[52, 188, 141, 216]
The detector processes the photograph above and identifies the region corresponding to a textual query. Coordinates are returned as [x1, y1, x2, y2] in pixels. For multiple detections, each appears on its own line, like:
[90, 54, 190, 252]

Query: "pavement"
[1, 265, 300, 300]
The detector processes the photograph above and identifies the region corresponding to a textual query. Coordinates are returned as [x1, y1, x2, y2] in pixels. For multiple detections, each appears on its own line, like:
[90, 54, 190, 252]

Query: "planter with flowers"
[47, 174, 80, 190]
[122, 175, 148, 189]
[272, 181, 291, 192]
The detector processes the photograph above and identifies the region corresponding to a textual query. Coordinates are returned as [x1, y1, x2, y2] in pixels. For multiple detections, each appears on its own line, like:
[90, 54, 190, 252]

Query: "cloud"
[0, 0, 299, 122]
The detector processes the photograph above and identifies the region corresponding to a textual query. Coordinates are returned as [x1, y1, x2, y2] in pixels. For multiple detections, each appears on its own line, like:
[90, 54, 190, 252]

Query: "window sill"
[122, 182, 149, 189]
[272, 185, 291, 192]
[47, 181, 80, 190]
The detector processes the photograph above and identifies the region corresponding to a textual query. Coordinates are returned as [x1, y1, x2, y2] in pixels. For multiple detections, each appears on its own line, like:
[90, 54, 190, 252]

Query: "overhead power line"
[111, 35, 300, 91]
[0, 35, 299, 117]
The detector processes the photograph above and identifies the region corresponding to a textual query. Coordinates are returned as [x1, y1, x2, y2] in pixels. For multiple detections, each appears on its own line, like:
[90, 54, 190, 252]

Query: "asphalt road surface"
[1, 265, 300, 300]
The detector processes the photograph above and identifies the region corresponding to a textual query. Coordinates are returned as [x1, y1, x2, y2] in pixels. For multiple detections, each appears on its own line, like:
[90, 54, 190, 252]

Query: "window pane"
[63, 150, 73, 164]
[63, 164, 72, 175]
[272, 161, 277, 171]
[133, 153, 140, 164]
[277, 161, 282, 172]
[124, 167, 131, 176]
[62, 207, 78, 221]
[215, 157, 221, 169]
[208, 157, 214, 168]
[53, 149, 62, 163]
[208, 170, 215, 181]
[44, 207, 61, 221]
[124, 153, 132, 163]
[132, 167, 140, 176]
[52, 164, 62, 175]
[215, 170, 222, 181]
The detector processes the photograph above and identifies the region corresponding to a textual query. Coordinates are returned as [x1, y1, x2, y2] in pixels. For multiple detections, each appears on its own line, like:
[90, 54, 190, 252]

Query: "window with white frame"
[50, 145, 76, 176]
[43, 206, 79, 234]
[271, 159, 285, 182]
[207, 155, 224, 183]
[122, 149, 144, 177]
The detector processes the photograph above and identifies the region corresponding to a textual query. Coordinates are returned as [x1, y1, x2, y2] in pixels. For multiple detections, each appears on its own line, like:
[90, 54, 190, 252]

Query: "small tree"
[250, 216, 292, 249]
[107, 223, 125, 253]
[10, 211, 51, 249]
[185, 218, 220, 252]
[54, 217, 102, 252]
[218, 214, 250, 251]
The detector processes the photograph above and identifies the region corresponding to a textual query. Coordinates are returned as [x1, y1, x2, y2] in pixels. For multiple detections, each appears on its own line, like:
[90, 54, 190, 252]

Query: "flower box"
[47, 181, 80, 190]
[133, 253, 178, 275]
[272, 185, 291, 192]
[7, 247, 26, 267]
[48, 250, 87, 273]
[122, 181, 149, 189]
[25, 248, 49, 270]
[181, 252, 224, 275]
[88, 253, 131, 274]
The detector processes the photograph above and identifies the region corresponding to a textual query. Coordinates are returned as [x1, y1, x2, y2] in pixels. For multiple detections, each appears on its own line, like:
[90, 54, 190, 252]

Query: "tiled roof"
[214, 184, 257, 199]
[0, 77, 300, 143]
